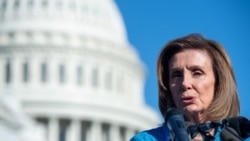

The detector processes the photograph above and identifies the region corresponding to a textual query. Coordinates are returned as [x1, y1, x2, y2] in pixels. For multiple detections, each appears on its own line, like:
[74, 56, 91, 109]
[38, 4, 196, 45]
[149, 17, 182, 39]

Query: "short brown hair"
[157, 33, 239, 121]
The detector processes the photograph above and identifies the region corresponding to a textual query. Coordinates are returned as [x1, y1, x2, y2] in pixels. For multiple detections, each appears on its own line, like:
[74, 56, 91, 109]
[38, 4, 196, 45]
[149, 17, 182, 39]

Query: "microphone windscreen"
[164, 107, 182, 120]
[225, 116, 250, 139]
[220, 127, 241, 141]
[164, 108, 190, 141]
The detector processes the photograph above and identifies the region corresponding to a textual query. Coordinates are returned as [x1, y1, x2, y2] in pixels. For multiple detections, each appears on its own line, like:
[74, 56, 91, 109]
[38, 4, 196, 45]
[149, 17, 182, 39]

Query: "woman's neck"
[185, 111, 207, 124]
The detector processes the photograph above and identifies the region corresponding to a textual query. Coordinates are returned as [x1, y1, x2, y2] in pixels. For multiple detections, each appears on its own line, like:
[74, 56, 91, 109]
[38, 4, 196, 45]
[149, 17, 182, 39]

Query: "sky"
[115, 0, 250, 121]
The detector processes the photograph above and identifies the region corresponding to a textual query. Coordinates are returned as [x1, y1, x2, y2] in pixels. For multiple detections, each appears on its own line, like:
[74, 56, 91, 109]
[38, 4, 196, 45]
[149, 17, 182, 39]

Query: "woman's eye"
[171, 71, 182, 78]
[193, 70, 203, 76]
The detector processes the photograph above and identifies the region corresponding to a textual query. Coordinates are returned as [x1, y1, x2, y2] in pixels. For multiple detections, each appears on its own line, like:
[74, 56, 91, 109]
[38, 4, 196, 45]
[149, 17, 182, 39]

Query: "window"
[23, 61, 29, 82]
[1, 0, 7, 11]
[91, 68, 99, 87]
[41, 0, 47, 8]
[59, 64, 65, 83]
[27, 0, 33, 8]
[76, 65, 83, 85]
[13, 0, 20, 10]
[5, 59, 11, 84]
[41, 62, 47, 82]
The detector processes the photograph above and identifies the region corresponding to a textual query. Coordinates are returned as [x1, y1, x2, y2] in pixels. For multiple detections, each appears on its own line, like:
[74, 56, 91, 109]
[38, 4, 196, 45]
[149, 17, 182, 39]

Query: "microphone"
[221, 116, 250, 140]
[164, 108, 190, 141]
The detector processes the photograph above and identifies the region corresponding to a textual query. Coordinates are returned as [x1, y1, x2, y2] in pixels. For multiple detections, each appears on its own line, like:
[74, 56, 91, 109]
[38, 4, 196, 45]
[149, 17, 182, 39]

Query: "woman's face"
[168, 49, 215, 118]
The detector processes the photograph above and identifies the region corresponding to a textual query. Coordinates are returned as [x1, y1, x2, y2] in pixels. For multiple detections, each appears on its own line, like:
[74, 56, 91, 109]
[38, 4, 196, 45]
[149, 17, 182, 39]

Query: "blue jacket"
[130, 125, 171, 141]
[129, 125, 250, 141]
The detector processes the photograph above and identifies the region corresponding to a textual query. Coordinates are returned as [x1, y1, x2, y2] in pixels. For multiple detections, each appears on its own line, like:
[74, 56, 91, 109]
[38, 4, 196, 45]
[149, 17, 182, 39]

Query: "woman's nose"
[182, 74, 192, 91]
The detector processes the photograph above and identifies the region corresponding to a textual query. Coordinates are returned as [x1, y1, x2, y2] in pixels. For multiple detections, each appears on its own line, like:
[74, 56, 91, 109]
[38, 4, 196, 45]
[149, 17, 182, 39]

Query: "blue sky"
[115, 0, 250, 120]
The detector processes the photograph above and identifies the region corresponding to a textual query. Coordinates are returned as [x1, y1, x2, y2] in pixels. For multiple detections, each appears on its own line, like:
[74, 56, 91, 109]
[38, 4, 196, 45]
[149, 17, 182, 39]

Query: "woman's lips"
[181, 96, 195, 104]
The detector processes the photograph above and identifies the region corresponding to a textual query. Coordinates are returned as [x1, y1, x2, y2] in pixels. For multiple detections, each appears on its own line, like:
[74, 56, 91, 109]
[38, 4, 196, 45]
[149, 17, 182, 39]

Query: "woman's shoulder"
[130, 125, 170, 141]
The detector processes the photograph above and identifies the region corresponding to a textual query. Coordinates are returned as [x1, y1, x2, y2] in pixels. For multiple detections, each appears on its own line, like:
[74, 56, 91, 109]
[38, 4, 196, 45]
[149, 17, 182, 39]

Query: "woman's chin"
[183, 105, 200, 114]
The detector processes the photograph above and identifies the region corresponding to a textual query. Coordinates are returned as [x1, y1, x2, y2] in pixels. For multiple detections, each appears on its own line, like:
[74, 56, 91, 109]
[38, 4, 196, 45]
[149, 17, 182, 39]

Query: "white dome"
[0, 0, 160, 141]
[0, 0, 128, 45]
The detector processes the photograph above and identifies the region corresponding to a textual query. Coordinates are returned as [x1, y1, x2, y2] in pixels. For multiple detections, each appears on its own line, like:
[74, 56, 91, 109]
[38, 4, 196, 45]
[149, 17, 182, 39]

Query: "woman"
[130, 33, 243, 141]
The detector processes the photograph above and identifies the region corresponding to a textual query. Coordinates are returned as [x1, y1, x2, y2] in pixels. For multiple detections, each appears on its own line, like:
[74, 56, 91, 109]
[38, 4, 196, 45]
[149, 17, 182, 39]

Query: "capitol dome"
[0, 0, 160, 141]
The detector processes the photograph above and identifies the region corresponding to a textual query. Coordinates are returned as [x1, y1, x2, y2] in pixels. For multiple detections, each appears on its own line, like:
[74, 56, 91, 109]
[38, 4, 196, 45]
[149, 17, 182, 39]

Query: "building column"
[125, 128, 135, 141]
[48, 117, 59, 141]
[67, 119, 81, 141]
[89, 121, 102, 141]
[110, 124, 120, 141]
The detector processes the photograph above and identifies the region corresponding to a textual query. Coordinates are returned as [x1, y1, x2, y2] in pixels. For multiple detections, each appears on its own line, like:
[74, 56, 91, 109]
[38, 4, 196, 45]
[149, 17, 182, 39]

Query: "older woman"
[130, 34, 247, 141]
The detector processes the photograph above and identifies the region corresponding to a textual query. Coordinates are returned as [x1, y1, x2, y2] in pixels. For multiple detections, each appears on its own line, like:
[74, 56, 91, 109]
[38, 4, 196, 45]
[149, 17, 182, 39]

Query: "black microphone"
[164, 108, 190, 141]
[221, 116, 250, 140]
